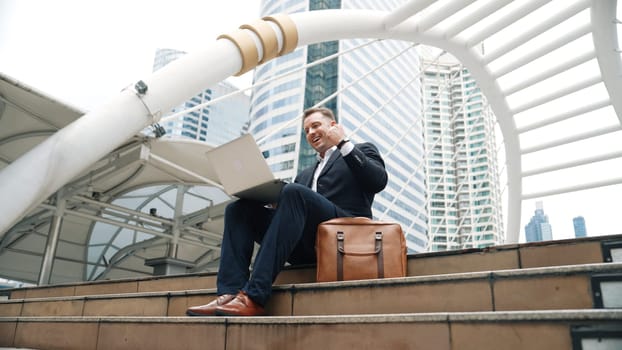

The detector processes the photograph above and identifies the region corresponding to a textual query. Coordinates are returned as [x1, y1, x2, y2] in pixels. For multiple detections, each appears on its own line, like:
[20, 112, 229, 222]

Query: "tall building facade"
[153, 48, 250, 146]
[573, 216, 587, 238]
[524, 201, 553, 242]
[250, 0, 428, 252]
[421, 54, 505, 250]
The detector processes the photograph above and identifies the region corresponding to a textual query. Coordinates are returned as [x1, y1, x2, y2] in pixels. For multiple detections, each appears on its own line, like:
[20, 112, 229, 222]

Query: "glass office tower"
[421, 54, 505, 250]
[525, 201, 553, 242]
[250, 0, 428, 252]
[573, 216, 587, 238]
[153, 48, 250, 146]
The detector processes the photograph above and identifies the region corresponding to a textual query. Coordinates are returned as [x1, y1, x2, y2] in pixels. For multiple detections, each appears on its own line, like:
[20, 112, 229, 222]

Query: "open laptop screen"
[205, 134, 286, 202]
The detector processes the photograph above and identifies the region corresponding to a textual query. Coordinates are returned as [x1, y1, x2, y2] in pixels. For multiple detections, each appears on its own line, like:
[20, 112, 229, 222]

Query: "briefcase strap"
[336, 231, 384, 281]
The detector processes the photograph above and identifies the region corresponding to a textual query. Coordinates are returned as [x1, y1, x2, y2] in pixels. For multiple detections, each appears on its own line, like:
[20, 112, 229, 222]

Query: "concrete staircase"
[1, 234, 621, 349]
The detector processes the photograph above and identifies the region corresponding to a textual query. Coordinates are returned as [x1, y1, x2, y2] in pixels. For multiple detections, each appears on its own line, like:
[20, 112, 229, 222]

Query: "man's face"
[303, 111, 335, 156]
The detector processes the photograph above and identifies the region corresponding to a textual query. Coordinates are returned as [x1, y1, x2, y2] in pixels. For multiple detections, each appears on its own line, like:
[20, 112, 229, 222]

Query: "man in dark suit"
[186, 107, 388, 316]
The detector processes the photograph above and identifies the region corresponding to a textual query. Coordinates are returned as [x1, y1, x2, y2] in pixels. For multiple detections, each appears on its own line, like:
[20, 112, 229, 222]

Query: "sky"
[0, 0, 259, 110]
[1, 0, 621, 243]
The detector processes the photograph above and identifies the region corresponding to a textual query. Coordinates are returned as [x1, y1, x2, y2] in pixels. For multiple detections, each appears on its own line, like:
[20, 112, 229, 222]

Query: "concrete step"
[5, 234, 618, 300]
[1, 310, 620, 350]
[2, 263, 620, 318]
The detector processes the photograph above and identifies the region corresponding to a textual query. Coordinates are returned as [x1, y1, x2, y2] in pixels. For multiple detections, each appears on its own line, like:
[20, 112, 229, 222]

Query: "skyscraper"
[251, 0, 428, 252]
[152, 48, 250, 146]
[573, 216, 587, 238]
[524, 201, 553, 242]
[421, 53, 505, 250]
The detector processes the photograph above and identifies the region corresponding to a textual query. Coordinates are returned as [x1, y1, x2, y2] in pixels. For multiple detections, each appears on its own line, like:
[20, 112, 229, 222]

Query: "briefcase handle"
[336, 232, 383, 255]
[336, 231, 384, 280]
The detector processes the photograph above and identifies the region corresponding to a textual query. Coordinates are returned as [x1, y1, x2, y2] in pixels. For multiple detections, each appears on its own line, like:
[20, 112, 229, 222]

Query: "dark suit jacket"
[294, 142, 388, 218]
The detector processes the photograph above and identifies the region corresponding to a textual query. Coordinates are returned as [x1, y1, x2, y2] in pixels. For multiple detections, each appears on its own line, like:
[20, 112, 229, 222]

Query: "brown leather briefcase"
[315, 217, 407, 282]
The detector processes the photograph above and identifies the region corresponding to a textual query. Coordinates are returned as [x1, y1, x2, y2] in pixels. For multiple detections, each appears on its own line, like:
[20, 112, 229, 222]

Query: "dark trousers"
[216, 183, 345, 305]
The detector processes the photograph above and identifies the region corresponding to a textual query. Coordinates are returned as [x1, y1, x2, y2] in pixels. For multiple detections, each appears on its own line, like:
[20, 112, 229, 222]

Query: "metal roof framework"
[0, 74, 232, 284]
[0, 0, 621, 284]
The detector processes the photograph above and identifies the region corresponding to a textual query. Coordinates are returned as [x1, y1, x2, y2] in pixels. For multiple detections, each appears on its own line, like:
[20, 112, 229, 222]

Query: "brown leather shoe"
[215, 291, 266, 316]
[186, 294, 235, 316]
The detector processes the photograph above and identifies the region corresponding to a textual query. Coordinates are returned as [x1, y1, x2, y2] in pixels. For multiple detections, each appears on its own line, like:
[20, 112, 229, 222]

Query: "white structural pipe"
[0, 10, 527, 241]
[592, 0, 622, 124]
[382, 0, 436, 29]
[523, 176, 622, 200]
[444, 0, 512, 39]
[38, 191, 65, 285]
[521, 125, 621, 154]
[523, 149, 622, 177]
[492, 22, 592, 79]
[483, 0, 591, 64]
[512, 75, 602, 115]
[465, 0, 551, 48]
[0, 32, 246, 233]
[517, 99, 610, 133]
[503, 50, 595, 96]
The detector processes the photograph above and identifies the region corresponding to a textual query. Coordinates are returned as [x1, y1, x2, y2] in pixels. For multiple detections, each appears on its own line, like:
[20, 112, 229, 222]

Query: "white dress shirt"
[311, 142, 354, 192]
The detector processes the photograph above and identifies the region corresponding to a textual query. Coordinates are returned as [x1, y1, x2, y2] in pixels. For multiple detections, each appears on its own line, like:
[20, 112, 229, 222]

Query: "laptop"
[205, 134, 287, 203]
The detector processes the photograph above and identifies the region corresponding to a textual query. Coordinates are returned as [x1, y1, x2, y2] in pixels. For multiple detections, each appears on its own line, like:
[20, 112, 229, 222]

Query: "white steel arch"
[1, 1, 621, 246]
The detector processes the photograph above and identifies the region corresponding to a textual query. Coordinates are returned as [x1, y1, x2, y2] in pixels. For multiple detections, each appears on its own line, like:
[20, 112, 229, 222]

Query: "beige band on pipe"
[240, 20, 279, 64]
[217, 30, 259, 76]
[217, 14, 298, 76]
[263, 14, 299, 56]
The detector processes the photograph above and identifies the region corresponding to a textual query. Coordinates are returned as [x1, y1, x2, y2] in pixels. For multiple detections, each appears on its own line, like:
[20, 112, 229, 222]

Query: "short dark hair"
[303, 107, 335, 121]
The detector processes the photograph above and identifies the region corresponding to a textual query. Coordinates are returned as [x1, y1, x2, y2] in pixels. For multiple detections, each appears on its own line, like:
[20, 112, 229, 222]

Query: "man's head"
[303, 107, 338, 157]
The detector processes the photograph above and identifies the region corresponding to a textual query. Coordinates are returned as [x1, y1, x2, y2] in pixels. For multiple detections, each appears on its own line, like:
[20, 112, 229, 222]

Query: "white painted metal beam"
[511, 75, 601, 114]
[521, 125, 621, 154]
[492, 22, 592, 78]
[415, 0, 478, 33]
[483, 0, 591, 64]
[522, 149, 622, 177]
[523, 176, 622, 199]
[445, 0, 513, 38]
[383, 0, 436, 29]
[503, 50, 595, 95]
[592, 0, 622, 124]
[466, 0, 551, 47]
[517, 98, 610, 133]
